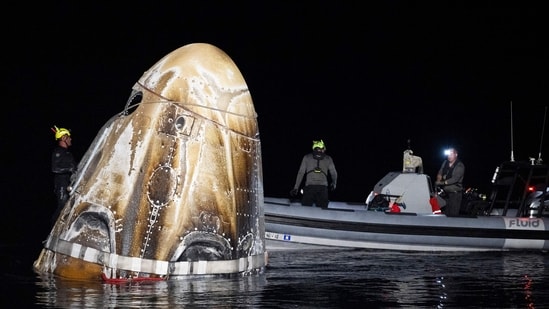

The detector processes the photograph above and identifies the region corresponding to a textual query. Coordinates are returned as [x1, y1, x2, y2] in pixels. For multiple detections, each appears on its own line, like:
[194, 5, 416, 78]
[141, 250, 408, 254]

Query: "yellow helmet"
[312, 140, 325, 150]
[51, 125, 71, 140]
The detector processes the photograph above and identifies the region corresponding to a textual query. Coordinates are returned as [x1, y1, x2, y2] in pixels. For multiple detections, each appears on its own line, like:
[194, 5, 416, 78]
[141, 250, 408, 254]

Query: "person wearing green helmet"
[290, 139, 338, 209]
[50, 125, 77, 225]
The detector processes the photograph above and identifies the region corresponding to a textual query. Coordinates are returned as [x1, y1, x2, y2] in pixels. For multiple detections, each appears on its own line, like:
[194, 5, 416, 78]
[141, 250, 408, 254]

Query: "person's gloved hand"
[290, 188, 299, 196]
[329, 183, 336, 191]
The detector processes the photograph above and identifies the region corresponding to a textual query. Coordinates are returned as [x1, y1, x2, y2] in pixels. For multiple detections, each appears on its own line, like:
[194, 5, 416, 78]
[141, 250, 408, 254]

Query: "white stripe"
[266, 232, 502, 252]
[71, 243, 82, 258]
[83, 247, 97, 262]
[173, 261, 190, 275]
[131, 256, 141, 272]
[197, 260, 207, 274]
[154, 260, 169, 275]
[239, 256, 246, 271]
[109, 252, 118, 268]
[44, 238, 266, 276]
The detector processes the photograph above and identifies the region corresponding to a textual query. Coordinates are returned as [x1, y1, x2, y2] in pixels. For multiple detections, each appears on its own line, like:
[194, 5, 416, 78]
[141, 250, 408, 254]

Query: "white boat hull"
[264, 197, 549, 252]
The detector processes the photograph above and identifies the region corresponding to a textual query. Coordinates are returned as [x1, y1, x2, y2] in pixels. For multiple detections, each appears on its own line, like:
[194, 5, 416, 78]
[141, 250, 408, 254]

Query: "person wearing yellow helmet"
[290, 139, 338, 209]
[50, 125, 77, 225]
[54, 127, 71, 140]
[312, 140, 325, 150]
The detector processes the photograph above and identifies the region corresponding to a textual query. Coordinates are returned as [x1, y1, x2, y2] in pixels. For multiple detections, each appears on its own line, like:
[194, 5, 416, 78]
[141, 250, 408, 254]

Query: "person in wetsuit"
[290, 140, 338, 209]
[51, 126, 77, 225]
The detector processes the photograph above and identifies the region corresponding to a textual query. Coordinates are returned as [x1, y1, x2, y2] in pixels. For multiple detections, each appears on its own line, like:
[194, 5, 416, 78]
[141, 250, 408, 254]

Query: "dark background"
[2, 2, 547, 242]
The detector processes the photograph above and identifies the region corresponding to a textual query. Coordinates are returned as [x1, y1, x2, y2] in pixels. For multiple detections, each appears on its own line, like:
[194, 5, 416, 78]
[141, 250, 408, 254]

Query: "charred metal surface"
[34, 43, 266, 281]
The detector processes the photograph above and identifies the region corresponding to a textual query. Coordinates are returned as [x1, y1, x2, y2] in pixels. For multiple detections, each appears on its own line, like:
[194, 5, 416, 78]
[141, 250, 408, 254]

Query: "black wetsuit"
[51, 145, 76, 224]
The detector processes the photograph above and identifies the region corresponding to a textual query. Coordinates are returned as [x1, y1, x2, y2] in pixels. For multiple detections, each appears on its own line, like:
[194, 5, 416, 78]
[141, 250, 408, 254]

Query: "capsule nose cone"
[137, 43, 258, 137]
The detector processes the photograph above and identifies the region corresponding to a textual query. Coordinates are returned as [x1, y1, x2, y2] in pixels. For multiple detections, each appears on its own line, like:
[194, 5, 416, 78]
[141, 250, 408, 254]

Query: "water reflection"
[503, 253, 545, 309]
[35, 273, 268, 308]
[5, 246, 548, 308]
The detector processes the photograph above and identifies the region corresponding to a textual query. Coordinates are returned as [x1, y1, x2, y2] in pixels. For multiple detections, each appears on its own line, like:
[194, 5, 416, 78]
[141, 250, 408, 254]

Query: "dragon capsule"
[33, 43, 266, 281]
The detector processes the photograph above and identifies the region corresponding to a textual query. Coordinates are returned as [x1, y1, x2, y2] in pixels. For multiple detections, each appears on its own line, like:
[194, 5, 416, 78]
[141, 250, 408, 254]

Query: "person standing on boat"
[51, 126, 77, 225]
[435, 147, 465, 216]
[290, 140, 338, 209]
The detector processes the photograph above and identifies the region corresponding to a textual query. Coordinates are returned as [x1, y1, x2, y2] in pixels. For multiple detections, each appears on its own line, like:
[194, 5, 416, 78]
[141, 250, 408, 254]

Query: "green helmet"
[52, 125, 71, 140]
[312, 140, 325, 150]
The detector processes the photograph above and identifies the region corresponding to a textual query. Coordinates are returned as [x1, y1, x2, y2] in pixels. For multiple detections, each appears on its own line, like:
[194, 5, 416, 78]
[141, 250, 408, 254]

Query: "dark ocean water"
[2, 241, 548, 308]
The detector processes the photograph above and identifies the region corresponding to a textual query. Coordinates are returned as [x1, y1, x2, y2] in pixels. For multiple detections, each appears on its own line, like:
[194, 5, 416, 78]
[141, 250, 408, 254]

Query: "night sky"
[3, 3, 547, 232]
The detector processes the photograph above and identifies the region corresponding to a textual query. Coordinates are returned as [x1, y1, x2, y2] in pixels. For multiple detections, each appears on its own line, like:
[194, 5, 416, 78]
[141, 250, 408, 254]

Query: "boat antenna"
[536, 106, 547, 165]
[510, 101, 514, 162]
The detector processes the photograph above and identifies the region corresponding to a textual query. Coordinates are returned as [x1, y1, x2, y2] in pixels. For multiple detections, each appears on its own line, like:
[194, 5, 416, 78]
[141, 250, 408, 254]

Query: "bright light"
[444, 149, 451, 156]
